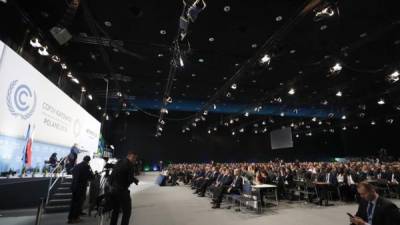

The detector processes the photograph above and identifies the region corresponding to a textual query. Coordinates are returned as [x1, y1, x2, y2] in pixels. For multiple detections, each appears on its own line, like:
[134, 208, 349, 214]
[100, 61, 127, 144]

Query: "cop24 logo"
[6, 80, 37, 120]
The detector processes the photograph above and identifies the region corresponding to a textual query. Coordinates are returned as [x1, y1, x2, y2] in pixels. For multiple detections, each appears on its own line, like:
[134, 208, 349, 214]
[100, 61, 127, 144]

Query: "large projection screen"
[270, 127, 294, 150]
[0, 41, 101, 172]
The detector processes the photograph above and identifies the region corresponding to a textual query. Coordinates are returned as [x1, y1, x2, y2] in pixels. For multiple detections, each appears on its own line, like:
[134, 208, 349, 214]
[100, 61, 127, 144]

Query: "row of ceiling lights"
[29, 37, 94, 102]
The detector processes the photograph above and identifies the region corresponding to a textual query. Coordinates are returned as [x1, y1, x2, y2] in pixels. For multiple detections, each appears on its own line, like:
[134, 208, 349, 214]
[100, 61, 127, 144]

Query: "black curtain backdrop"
[104, 114, 400, 164]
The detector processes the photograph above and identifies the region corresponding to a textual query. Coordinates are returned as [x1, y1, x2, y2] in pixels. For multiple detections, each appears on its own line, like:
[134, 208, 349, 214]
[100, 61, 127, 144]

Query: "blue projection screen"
[270, 127, 294, 150]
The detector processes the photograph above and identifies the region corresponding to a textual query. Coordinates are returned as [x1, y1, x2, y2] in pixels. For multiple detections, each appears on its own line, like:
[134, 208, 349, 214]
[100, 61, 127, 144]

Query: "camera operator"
[109, 151, 139, 225]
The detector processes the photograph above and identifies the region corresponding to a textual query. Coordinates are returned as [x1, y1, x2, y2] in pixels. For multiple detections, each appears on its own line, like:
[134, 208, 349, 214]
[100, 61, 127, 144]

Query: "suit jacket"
[221, 175, 233, 186]
[355, 197, 400, 225]
[230, 176, 243, 192]
[210, 171, 220, 182]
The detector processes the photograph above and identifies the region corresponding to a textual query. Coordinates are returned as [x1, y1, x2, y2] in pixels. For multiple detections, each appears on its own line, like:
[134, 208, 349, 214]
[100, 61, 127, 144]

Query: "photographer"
[109, 151, 139, 225]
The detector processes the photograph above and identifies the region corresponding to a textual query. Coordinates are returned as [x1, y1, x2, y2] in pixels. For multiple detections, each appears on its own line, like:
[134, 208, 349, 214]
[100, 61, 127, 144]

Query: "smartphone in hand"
[347, 213, 354, 218]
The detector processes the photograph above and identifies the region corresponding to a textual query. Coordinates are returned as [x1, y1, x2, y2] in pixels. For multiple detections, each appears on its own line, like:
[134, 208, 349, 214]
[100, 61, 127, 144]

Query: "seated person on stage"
[197, 166, 220, 197]
[211, 169, 242, 209]
[48, 152, 58, 168]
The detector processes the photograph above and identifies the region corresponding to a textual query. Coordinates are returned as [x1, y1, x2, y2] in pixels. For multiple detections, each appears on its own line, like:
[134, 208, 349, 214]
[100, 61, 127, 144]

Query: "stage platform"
[1, 172, 399, 225]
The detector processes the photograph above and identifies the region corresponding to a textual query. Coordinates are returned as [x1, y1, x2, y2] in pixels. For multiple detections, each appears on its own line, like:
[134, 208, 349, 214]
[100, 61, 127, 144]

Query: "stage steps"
[45, 177, 73, 213]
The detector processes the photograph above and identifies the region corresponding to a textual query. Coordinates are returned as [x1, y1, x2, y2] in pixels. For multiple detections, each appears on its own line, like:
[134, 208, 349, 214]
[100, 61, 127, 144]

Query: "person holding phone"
[349, 182, 400, 225]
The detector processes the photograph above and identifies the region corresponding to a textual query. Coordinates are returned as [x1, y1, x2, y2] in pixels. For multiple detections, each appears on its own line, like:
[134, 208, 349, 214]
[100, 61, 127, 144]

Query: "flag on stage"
[21, 124, 34, 168]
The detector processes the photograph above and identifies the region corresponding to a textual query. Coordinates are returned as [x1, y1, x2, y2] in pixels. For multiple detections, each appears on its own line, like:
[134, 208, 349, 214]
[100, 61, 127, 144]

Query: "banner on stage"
[0, 40, 101, 171]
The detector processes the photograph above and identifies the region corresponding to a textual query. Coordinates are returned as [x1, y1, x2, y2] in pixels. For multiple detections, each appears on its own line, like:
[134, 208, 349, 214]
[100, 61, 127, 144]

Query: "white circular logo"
[6, 80, 37, 120]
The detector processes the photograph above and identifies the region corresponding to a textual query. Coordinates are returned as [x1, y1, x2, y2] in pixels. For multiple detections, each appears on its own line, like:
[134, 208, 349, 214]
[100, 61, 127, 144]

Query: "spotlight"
[341, 115, 347, 120]
[208, 130, 211, 134]
[81, 86, 86, 93]
[125, 111, 130, 116]
[61, 63, 67, 70]
[223, 5, 230, 12]
[295, 134, 300, 138]
[288, 88, 295, 95]
[314, 4, 336, 22]
[67, 72, 73, 78]
[158, 126, 163, 131]
[244, 112, 249, 117]
[226, 92, 231, 97]
[262, 128, 267, 133]
[213, 127, 217, 131]
[192, 122, 197, 127]
[336, 91, 342, 97]
[290, 123, 295, 127]
[159, 120, 165, 125]
[161, 108, 168, 114]
[165, 96, 173, 104]
[254, 130, 258, 134]
[371, 120, 376, 126]
[116, 92, 122, 97]
[321, 100, 329, 105]
[213, 104, 217, 110]
[387, 71, 399, 83]
[231, 83, 237, 90]
[232, 131, 236, 136]
[262, 121, 266, 125]
[38, 46, 49, 56]
[71, 77, 79, 84]
[239, 128, 244, 133]
[330, 63, 342, 74]
[97, 106, 102, 110]
[179, 56, 184, 67]
[260, 54, 271, 64]
[30, 38, 42, 48]
[105, 114, 109, 121]
[318, 121, 323, 125]
[312, 117, 317, 122]
[386, 118, 394, 124]
[87, 94, 93, 100]
[306, 132, 312, 136]
[229, 119, 234, 124]
[377, 98, 385, 105]
[203, 110, 208, 115]
[51, 55, 60, 63]
[280, 112, 285, 117]
[342, 126, 347, 131]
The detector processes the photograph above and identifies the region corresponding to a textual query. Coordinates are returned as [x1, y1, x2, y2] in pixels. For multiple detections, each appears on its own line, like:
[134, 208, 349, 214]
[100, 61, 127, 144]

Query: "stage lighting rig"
[313, 1, 339, 22]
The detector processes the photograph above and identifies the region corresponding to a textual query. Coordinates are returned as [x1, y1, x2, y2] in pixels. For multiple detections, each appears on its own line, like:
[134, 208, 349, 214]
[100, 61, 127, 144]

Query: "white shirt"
[347, 175, 355, 185]
[337, 174, 344, 183]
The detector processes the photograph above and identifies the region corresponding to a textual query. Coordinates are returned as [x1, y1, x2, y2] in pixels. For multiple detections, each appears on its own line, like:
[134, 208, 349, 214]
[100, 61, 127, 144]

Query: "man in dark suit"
[211, 169, 242, 209]
[350, 182, 400, 225]
[68, 156, 94, 224]
[109, 151, 139, 225]
[197, 166, 220, 197]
